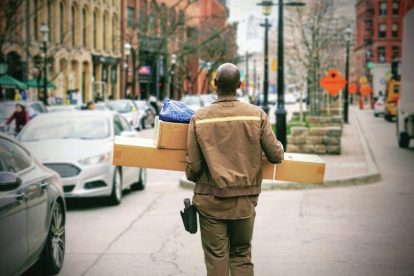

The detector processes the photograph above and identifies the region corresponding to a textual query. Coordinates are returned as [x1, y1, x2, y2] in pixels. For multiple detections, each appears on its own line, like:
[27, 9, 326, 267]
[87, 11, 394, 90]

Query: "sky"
[227, 0, 279, 54]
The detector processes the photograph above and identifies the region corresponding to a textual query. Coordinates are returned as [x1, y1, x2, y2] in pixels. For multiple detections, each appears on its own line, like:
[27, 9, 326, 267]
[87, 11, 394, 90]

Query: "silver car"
[0, 133, 66, 275]
[17, 111, 146, 205]
[107, 100, 140, 130]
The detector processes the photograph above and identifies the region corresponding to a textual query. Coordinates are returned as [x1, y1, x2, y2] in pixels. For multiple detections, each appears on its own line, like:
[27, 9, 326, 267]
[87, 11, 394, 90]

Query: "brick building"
[1, 0, 122, 102]
[354, 0, 414, 78]
[121, 0, 232, 100]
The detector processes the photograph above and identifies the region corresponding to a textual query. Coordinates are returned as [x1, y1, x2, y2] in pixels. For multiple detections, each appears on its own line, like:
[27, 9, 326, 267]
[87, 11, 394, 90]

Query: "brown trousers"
[199, 211, 255, 276]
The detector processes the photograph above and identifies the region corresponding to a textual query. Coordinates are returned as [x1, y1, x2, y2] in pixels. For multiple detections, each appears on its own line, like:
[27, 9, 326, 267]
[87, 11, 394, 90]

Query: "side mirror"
[120, 131, 136, 138]
[0, 172, 22, 191]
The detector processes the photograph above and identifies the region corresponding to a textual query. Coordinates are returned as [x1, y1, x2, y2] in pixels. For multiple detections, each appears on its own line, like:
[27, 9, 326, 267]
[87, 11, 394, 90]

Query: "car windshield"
[19, 116, 110, 141]
[108, 101, 133, 113]
[135, 101, 146, 109]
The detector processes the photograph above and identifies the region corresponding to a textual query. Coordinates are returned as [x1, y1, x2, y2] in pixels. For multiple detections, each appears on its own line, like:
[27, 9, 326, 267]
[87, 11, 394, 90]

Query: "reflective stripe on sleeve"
[195, 116, 261, 125]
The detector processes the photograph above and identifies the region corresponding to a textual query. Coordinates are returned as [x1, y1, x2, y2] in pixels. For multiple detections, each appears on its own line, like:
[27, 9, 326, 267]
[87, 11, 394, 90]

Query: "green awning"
[26, 78, 57, 89]
[0, 74, 28, 90]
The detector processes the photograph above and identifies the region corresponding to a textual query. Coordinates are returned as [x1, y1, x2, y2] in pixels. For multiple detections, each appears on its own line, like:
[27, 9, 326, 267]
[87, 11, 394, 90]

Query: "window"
[393, 1, 399, 15]
[0, 138, 32, 173]
[378, 47, 386, 63]
[93, 11, 97, 49]
[82, 8, 87, 47]
[392, 23, 398, 37]
[34, 0, 38, 41]
[378, 24, 386, 38]
[113, 115, 131, 135]
[103, 14, 107, 50]
[112, 17, 116, 51]
[127, 6, 135, 28]
[71, 6, 76, 47]
[59, 2, 64, 43]
[379, 2, 387, 16]
[392, 46, 399, 58]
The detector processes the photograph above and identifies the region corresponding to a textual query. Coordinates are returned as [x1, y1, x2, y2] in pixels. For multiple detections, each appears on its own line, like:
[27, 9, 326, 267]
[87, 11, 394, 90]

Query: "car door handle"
[16, 191, 25, 201]
[40, 181, 48, 190]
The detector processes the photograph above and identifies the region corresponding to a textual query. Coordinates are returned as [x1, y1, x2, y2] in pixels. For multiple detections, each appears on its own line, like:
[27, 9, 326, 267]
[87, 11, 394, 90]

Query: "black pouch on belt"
[180, 198, 198, 234]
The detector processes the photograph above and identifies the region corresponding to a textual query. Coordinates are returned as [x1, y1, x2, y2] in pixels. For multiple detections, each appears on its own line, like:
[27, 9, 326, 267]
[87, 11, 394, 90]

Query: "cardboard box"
[154, 117, 189, 150]
[114, 137, 187, 171]
[113, 137, 325, 185]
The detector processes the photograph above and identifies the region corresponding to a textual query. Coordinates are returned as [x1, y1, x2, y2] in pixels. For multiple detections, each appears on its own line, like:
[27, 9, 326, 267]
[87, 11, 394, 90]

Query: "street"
[59, 107, 414, 276]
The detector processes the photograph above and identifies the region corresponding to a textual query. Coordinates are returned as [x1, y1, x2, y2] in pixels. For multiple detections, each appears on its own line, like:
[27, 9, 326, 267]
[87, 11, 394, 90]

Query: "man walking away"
[186, 63, 284, 276]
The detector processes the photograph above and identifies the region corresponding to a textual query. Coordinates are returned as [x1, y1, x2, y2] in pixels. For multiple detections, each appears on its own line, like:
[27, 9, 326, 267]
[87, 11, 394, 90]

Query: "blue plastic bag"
[159, 98, 195, 123]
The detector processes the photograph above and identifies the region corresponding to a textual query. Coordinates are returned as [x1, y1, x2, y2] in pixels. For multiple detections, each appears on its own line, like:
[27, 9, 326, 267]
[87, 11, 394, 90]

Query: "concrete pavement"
[58, 106, 414, 275]
[181, 105, 380, 190]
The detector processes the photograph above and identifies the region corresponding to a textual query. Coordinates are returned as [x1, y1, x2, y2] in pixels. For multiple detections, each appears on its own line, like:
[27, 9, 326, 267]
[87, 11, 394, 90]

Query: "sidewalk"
[180, 105, 381, 190]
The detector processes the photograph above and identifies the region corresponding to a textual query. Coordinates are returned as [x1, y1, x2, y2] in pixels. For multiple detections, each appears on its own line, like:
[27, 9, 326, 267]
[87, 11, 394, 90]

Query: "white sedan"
[17, 111, 146, 205]
[107, 100, 140, 130]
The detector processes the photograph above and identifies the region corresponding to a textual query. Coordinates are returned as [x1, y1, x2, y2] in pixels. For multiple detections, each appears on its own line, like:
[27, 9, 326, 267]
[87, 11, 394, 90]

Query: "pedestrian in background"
[186, 63, 284, 276]
[6, 103, 29, 134]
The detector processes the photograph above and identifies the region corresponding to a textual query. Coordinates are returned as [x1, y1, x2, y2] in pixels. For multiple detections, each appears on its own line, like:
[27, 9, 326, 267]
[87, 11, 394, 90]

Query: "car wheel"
[374, 113, 378, 117]
[399, 132, 410, 148]
[131, 169, 147, 191]
[108, 168, 122, 205]
[40, 201, 65, 275]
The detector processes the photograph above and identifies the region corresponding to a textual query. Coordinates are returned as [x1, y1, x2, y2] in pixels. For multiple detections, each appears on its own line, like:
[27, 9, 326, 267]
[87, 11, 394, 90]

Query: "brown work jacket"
[186, 95, 284, 197]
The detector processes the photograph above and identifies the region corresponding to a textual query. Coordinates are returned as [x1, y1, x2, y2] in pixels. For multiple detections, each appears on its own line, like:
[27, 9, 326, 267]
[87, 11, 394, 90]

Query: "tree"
[127, 0, 237, 99]
[285, 0, 353, 116]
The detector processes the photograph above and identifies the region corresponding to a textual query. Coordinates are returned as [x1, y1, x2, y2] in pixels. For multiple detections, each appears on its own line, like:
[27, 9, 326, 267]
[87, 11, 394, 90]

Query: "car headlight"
[78, 152, 112, 165]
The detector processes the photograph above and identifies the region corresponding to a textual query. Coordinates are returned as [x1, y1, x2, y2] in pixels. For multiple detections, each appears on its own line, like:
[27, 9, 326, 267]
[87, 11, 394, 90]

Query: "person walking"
[186, 63, 284, 276]
[6, 103, 30, 134]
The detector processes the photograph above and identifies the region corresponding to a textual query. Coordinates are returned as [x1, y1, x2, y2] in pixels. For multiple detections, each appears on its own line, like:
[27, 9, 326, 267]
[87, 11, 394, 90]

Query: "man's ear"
[237, 81, 241, 89]
[214, 79, 218, 87]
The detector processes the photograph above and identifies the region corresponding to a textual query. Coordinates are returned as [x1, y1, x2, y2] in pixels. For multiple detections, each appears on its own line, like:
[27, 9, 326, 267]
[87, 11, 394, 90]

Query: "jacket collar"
[214, 95, 239, 103]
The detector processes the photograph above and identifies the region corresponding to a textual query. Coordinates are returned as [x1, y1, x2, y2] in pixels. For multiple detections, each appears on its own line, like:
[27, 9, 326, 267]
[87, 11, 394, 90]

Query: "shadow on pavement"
[65, 190, 135, 211]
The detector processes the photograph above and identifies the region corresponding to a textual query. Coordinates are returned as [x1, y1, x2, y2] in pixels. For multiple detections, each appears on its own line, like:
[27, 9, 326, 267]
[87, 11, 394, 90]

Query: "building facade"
[354, 0, 414, 78]
[1, 0, 122, 102]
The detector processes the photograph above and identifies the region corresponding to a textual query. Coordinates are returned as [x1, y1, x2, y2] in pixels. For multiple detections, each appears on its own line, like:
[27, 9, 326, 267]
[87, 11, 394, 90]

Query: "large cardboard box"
[154, 118, 189, 150]
[113, 137, 326, 185]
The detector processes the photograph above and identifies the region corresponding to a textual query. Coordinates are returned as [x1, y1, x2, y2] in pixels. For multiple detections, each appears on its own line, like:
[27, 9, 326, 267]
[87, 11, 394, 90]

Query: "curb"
[180, 107, 381, 191]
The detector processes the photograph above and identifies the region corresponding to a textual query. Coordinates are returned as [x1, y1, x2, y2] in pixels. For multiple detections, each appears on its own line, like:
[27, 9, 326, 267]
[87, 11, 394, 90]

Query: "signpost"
[320, 68, 347, 96]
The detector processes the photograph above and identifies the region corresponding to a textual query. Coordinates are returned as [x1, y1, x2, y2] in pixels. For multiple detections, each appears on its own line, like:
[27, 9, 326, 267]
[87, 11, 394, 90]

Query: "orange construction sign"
[360, 84, 372, 96]
[349, 82, 358, 94]
[320, 68, 347, 96]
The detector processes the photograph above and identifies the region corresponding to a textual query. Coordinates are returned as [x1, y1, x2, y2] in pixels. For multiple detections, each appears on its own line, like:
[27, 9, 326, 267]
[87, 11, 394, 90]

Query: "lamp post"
[170, 53, 177, 99]
[124, 43, 131, 98]
[40, 23, 49, 106]
[276, 0, 305, 150]
[257, 0, 272, 115]
[343, 25, 352, 124]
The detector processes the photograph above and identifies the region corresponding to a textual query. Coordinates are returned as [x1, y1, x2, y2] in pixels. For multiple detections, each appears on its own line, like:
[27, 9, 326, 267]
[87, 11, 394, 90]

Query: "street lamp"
[124, 43, 131, 98]
[275, 0, 305, 150]
[257, 0, 273, 115]
[170, 53, 177, 99]
[40, 23, 49, 106]
[343, 25, 353, 124]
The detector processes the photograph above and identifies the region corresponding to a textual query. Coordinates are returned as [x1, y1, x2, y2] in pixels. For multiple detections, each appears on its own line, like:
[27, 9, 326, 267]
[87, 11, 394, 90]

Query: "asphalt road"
[57, 107, 414, 276]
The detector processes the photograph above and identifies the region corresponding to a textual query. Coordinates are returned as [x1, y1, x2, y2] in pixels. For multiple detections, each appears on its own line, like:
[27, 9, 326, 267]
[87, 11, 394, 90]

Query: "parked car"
[17, 111, 146, 205]
[374, 96, 385, 117]
[181, 95, 204, 112]
[0, 133, 66, 275]
[107, 100, 140, 129]
[135, 100, 156, 130]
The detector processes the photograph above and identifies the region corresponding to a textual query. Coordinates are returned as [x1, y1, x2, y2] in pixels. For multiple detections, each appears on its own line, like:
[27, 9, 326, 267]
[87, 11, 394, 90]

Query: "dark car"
[0, 133, 66, 275]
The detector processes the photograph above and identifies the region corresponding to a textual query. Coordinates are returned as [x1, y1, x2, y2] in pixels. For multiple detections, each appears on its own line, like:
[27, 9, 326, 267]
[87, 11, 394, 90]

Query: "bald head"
[214, 63, 241, 95]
